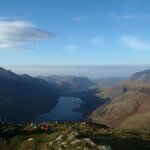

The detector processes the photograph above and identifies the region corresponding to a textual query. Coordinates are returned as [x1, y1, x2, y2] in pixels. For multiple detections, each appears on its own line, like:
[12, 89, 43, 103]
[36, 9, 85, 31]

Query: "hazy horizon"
[3, 65, 150, 79]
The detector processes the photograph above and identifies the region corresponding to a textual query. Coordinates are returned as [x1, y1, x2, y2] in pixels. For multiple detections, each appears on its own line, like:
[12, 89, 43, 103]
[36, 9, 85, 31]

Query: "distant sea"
[4, 65, 150, 79]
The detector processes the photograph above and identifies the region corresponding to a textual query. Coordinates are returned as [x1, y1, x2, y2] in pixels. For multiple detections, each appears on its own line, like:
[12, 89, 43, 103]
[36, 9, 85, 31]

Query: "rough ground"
[0, 122, 150, 150]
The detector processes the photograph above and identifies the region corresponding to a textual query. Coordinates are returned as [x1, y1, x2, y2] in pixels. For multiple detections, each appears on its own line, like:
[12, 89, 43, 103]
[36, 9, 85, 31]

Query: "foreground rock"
[0, 122, 149, 150]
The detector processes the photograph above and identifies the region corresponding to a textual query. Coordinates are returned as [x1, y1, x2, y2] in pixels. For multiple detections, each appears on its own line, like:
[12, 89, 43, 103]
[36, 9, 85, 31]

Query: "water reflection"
[36, 97, 84, 122]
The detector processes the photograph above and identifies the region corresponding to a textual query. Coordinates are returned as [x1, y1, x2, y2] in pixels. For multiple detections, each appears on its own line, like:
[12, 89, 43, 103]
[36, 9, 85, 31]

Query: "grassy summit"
[0, 122, 150, 150]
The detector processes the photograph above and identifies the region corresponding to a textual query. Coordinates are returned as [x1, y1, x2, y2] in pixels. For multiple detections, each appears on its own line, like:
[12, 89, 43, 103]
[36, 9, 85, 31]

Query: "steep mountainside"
[0, 67, 60, 123]
[89, 69, 150, 129]
[39, 75, 93, 92]
[130, 69, 150, 82]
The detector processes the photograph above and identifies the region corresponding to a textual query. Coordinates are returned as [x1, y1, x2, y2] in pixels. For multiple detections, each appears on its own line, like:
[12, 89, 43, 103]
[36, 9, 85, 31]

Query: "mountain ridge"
[38, 75, 93, 92]
[89, 69, 150, 129]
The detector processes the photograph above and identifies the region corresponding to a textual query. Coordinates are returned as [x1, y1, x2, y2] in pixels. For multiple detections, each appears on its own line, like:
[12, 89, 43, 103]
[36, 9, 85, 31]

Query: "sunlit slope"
[90, 69, 150, 129]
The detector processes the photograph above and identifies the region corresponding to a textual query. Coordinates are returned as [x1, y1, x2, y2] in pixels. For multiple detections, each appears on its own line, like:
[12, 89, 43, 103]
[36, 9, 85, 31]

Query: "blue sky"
[0, 0, 150, 66]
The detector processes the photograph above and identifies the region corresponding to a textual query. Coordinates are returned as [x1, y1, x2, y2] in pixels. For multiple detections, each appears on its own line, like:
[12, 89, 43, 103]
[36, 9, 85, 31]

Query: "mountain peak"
[0, 67, 17, 78]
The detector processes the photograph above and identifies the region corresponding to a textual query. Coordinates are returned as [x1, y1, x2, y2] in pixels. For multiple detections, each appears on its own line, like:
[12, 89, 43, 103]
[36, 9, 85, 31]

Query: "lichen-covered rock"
[83, 138, 96, 147]
[48, 142, 53, 146]
[27, 138, 34, 141]
[97, 145, 111, 150]
[56, 135, 64, 141]
[71, 139, 81, 145]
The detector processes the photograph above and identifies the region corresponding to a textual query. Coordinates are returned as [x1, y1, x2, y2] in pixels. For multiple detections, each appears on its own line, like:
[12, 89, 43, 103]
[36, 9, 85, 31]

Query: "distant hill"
[89, 69, 150, 129]
[94, 77, 127, 86]
[38, 75, 93, 92]
[0, 67, 60, 123]
[130, 69, 150, 82]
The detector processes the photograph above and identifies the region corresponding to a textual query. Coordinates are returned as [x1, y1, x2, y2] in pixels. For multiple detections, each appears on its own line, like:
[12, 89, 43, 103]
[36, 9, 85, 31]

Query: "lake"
[35, 97, 84, 122]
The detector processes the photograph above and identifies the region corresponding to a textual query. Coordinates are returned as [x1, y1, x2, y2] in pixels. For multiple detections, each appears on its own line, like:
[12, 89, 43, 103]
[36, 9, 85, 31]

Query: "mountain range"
[0, 67, 150, 129]
[38, 75, 93, 92]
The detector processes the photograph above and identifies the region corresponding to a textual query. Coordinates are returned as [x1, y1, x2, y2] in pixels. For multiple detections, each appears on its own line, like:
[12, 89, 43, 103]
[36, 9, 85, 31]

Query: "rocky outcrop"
[0, 122, 149, 150]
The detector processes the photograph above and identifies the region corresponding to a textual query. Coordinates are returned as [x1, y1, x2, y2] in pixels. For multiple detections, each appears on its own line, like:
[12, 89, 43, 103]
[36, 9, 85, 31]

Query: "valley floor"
[0, 122, 150, 150]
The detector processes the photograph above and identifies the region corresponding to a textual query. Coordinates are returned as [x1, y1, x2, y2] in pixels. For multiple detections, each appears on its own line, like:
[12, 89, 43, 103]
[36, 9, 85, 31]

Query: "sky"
[0, 0, 150, 66]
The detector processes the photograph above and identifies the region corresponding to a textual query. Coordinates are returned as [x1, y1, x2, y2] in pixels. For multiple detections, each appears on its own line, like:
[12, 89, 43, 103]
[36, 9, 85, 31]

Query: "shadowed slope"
[0, 67, 60, 123]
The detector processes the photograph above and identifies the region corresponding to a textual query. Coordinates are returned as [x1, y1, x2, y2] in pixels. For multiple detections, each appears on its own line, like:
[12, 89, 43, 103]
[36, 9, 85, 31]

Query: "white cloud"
[65, 45, 78, 53]
[0, 17, 9, 20]
[71, 13, 89, 22]
[109, 12, 150, 20]
[119, 35, 150, 52]
[90, 36, 104, 44]
[0, 58, 24, 64]
[72, 16, 86, 22]
[0, 20, 54, 49]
